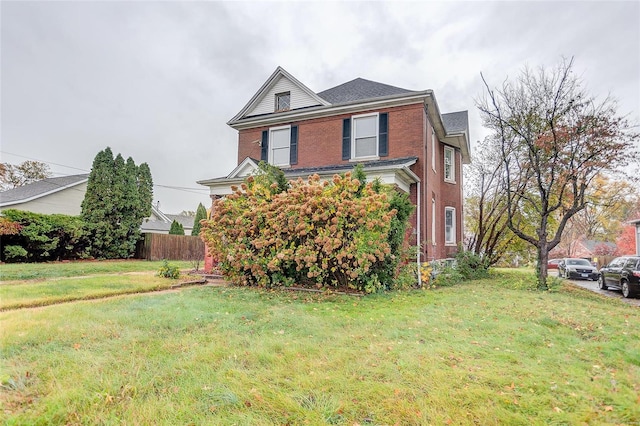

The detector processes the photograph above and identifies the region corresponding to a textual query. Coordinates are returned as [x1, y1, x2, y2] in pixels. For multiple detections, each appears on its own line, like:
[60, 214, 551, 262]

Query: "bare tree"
[477, 58, 639, 289]
[465, 135, 521, 266]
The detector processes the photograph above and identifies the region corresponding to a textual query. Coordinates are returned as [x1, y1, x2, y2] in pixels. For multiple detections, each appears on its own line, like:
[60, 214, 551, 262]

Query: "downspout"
[417, 181, 422, 287]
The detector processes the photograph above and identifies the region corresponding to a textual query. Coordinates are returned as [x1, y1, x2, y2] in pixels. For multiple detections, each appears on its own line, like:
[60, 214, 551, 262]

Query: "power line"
[1, 151, 90, 172]
[1, 151, 210, 194]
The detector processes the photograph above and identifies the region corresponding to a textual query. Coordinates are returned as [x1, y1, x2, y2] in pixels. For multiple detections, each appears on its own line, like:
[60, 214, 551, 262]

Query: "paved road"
[552, 271, 640, 307]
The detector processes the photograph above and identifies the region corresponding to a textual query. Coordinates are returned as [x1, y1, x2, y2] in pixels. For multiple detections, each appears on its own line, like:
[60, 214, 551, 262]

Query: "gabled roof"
[228, 67, 330, 125]
[0, 174, 89, 206]
[317, 78, 418, 104]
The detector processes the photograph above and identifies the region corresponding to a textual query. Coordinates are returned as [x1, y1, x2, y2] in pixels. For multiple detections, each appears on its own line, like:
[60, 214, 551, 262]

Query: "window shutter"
[289, 125, 298, 165]
[342, 118, 351, 160]
[379, 113, 388, 157]
[261, 130, 268, 162]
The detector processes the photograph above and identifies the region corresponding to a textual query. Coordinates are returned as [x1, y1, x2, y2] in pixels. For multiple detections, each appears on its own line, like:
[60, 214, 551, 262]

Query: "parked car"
[598, 256, 640, 298]
[558, 258, 599, 280]
[547, 259, 562, 270]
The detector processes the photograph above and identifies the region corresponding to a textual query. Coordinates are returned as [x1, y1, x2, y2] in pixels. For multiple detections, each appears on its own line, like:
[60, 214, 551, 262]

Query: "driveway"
[553, 271, 640, 307]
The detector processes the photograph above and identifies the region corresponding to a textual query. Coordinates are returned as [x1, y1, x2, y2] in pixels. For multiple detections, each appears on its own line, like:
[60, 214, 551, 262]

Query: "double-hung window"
[444, 146, 455, 183]
[353, 113, 378, 159]
[261, 125, 298, 167]
[444, 207, 456, 245]
[342, 112, 388, 161]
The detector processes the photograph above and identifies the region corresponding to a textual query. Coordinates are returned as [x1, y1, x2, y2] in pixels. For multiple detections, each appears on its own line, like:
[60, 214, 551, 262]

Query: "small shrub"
[157, 260, 180, 279]
[395, 263, 419, 290]
[433, 267, 464, 287]
[419, 262, 433, 286]
[455, 250, 490, 280]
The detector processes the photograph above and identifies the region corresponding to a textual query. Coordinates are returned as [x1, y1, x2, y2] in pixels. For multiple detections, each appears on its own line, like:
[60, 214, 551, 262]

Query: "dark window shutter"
[261, 130, 268, 161]
[289, 125, 298, 165]
[379, 113, 388, 157]
[342, 118, 351, 160]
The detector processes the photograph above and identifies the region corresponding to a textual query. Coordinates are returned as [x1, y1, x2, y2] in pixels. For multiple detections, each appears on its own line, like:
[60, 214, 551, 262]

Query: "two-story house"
[198, 67, 471, 262]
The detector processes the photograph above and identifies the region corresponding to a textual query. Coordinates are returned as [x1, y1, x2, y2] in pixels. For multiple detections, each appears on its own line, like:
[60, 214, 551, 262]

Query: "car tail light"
[633, 271, 640, 278]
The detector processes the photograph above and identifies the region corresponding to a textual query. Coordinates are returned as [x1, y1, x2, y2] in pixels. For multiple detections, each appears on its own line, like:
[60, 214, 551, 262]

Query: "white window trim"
[444, 146, 456, 183]
[268, 125, 291, 168]
[444, 206, 456, 246]
[351, 112, 379, 161]
[431, 198, 436, 246]
[431, 127, 436, 172]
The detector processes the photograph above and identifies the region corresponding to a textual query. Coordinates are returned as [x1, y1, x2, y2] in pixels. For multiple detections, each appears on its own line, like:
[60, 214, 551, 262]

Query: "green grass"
[0, 260, 199, 310]
[0, 260, 193, 281]
[1, 269, 639, 425]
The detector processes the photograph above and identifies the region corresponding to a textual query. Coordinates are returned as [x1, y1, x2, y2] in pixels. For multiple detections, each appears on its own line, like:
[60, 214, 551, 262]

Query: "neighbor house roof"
[317, 78, 418, 104]
[0, 174, 89, 207]
[166, 214, 194, 229]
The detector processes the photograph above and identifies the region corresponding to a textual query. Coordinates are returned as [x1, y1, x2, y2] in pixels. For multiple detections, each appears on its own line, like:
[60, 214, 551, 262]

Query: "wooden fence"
[136, 233, 204, 261]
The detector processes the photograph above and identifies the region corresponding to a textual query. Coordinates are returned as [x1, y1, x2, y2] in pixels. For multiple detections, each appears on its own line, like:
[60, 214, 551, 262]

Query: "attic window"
[275, 92, 290, 112]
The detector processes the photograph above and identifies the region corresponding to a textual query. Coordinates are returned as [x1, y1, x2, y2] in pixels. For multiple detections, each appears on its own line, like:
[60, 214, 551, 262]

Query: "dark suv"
[598, 256, 640, 298]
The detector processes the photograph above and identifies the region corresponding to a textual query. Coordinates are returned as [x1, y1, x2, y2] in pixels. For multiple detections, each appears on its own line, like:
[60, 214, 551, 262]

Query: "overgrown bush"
[201, 163, 413, 293]
[0, 209, 90, 262]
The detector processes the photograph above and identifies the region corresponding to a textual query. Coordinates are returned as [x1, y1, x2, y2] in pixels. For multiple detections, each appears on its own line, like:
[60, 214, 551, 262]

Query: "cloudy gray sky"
[2, 1, 639, 213]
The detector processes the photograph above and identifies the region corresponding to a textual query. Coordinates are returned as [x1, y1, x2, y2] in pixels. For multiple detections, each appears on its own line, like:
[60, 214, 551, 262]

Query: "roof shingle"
[317, 78, 418, 104]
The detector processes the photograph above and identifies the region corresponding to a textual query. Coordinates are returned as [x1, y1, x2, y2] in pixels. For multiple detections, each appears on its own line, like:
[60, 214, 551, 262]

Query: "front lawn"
[1, 270, 638, 424]
[0, 259, 193, 281]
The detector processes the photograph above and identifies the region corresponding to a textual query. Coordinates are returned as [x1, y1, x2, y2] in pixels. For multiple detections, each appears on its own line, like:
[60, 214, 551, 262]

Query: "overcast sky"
[2, 1, 638, 213]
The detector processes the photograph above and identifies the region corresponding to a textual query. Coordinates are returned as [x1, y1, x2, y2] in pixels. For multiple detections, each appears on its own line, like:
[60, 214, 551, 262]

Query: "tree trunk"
[537, 243, 549, 290]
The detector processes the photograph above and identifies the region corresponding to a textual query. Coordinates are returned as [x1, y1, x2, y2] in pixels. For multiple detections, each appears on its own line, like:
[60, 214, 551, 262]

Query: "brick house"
[198, 67, 471, 266]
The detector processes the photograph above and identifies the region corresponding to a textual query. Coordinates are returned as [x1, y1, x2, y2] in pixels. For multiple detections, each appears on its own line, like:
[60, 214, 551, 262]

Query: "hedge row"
[0, 209, 90, 262]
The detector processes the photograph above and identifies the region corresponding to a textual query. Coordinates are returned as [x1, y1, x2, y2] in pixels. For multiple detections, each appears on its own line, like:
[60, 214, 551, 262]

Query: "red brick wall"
[238, 103, 425, 167]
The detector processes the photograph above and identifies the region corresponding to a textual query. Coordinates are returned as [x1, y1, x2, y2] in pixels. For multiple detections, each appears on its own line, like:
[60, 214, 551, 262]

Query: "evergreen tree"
[136, 162, 153, 220]
[191, 203, 207, 236]
[81, 147, 154, 258]
[169, 220, 185, 235]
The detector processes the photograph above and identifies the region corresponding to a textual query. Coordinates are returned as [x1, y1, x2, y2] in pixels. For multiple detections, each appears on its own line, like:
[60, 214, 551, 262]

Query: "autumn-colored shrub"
[201, 164, 413, 293]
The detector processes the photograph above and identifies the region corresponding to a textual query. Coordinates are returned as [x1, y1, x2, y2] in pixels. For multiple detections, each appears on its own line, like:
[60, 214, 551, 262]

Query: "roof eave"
[228, 91, 432, 130]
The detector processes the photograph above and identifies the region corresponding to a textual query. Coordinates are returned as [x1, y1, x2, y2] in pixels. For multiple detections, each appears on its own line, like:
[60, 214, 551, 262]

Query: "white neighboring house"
[140, 204, 195, 235]
[0, 174, 89, 216]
